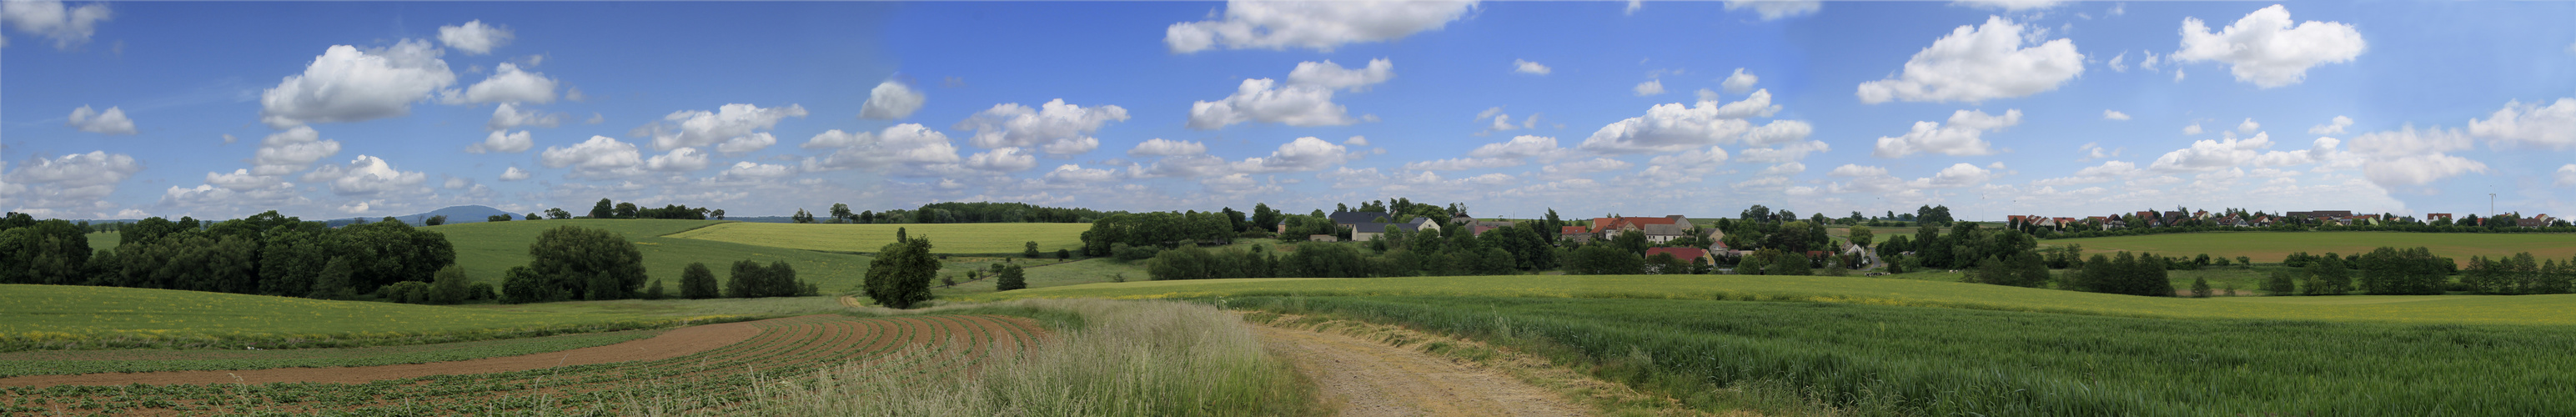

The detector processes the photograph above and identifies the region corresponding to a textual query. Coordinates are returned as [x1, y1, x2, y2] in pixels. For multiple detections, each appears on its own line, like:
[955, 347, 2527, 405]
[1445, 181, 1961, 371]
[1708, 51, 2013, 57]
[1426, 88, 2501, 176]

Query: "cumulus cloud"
[801, 123, 962, 172]
[859, 80, 926, 120]
[487, 103, 562, 130]
[467, 130, 533, 153]
[66, 105, 135, 134]
[644, 148, 709, 172]
[718, 162, 794, 181]
[2237, 118, 2261, 134]
[259, 40, 458, 128]
[1856, 16, 2082, 104]
[2149, 133, 2279, 172]
[964, 147, 1039, 172]
[1344, 136, 1370, 146]
[716, 133, 776, 154]
[2309, 115, 2353, 134]
[1759, 162, 1806, 175]
[1467, 135, 1569, 160]
[1872, 109, 2020, 158]
[1955, 0, 2065, 11]
[1724, 0, 1820, 20]
[1404, 158, 1523, 171]
[1579, 93, 1807, 153]
[1127, 138, 1210, 157]
[540, 135, 645, 178]
[1512, 59, 1550, 75]
[436, 20, 512, 55]
[1736, 139, 1829, 163]
[2173, 5, 2366, 88]
[1633, 79, 1665, 97]
[1189, 59, 1390, 129]
[955, 98, 1128, 156]
[500, 166, 531, 181]
[454, 63, 556, 104]
[2102, 109, 2131, 120]
[1722, 68, 1759, 93]
[2467, 98, 2576, 148]
[1929, 163, 1996, 187]
[2, 0, 111, 50]
[252, 126, 340, 176]
[1042, 164, 1122, 184]
[311, 155, 427, 196]
[1164, 0, 1477, 53]
[1232, 137, 1352, 173]
[2558, 164, 2576, 186]
[638, 103, 808, 151]
[1, 150, 142, 210]
[2182, 123, 2205, 135]
[2347, 126, 2487, 187]
[1541, 158, 1634, 176]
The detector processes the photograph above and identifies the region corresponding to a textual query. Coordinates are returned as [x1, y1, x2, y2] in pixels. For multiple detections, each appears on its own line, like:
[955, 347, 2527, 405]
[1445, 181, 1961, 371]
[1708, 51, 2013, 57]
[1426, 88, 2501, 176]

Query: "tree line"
[0, 211, 457, 301]
[588, 198, 721, 220]
[793, 201, 1112, 224]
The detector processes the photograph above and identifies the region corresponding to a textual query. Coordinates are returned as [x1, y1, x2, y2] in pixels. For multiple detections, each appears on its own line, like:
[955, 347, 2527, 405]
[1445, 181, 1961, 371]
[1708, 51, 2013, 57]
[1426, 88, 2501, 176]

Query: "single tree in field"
[792, 208, 816, 224]
[1849, 225, 1874, 249]
[525, 213, 539, 220]
[864, 235, 941, 309]
[519, 226, 647, 303]
[711, 208, 726, 220]
[590, 198, 615, 219]
[425, 215, 447, 226]
[2191, 277, 2213, 298]
[830, 203, 854, 224]
[614, 202, 640, 219]
[996, 264, 1027, 291]
[547, 208, 572, 219]
[680, 262, 721, 299]
[1023, 241, 1041, 259]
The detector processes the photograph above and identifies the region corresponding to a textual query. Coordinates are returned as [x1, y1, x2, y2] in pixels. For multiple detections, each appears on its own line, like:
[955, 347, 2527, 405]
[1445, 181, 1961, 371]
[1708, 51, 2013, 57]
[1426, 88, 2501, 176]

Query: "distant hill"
[324, 205, 516, 228]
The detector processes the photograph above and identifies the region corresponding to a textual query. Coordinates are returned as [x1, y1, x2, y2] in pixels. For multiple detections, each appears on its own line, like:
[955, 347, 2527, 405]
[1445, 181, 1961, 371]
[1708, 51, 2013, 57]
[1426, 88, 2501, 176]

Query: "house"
[1645, 247, 1712, 269]
[1703, 228, 1727, 250]
[1559, 226, 1594, 244]
[1350, 217, 1439, 242]
[2517, 218, 2551, 228]
[1592, 216, 1687, 240]
[1464, 220, 1518, 237]
[1642, 224, 1691, 244]
[1328, 211, 1394, 228]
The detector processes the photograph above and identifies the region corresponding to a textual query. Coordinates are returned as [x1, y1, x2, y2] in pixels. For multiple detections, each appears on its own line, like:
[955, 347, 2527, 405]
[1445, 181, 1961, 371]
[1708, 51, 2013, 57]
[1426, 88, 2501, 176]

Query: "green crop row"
[0, 330, 654, 378]
[1226, 295, 2576, 416]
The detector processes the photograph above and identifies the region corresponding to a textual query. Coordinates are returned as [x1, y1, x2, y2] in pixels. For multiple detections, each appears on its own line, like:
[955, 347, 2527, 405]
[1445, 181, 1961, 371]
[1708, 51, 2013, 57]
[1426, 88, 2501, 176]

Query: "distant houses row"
[2006, 209, 2562, 230]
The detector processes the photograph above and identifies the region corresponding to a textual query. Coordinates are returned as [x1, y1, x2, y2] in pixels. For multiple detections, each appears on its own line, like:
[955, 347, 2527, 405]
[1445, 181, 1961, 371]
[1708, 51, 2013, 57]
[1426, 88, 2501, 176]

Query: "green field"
[1240, 295, 2576, 416]
[0, 330, 654, 378]
[0, 284, 750, 351]
[962, 274, 2576, 325]
[664, 222, 1091, 254]
[429, 219, 879, 294]
[2047, 231, 2576, 265]
[83, 232, 118, 251]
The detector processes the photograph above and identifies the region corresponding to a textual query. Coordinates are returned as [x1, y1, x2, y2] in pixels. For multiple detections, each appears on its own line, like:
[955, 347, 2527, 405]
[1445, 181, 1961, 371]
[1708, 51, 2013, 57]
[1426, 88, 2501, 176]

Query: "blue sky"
[7, 1, 2574, 221]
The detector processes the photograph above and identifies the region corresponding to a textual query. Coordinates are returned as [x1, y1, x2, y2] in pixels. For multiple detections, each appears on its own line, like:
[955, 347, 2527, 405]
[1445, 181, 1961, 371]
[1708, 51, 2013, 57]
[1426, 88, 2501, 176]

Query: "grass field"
[83, 232, 117, 250]
[0, 284, 750, 351]
[2048, 231, 2576, 265]
[0, 330, 655, 378]
[962, 274, 2576, 325]
[1238, 295, 2576, 416]
[429, 219, 879, 294]
[665, 222, 1092, 254]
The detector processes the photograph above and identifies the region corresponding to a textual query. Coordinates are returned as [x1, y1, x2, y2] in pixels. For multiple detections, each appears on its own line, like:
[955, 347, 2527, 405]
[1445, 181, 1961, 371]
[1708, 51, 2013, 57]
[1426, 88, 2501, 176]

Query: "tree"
[1566, 244, 1646, 275]
[645, 279, 668, 299]
[996, 264, 1027, 291]
[590, 198, 615, 219]
[487, 214, 514, 223]
[711, 209, 726, 219]
[2191, 277, 2213, 298]
[2305, 254, 2350, 295]
[1024, 241, 1041, 259]
[1057, 249, 1072, 259]
[2263, 269, 2299, 295]
[1850, 225, 1874, 249]
[792, 208, 816, 224]
[614, 202, 640, 219]
[524, 226, 648, 302]
[525, 213, 540, 220]
[681, 262, 721, 299]
[425, 215, 447, 226]
[548, 208, 572, 219]
[863, 235, 940, 309]
[726, 260, 768, 298]
[309, 257, 356, 300]
[1612, 229, 1650, 255]
[427, 265, 477, 304]
[1646, 252, 1690, 274]
[1252, 203, 1281, 233]
[831, 203, 854, 224]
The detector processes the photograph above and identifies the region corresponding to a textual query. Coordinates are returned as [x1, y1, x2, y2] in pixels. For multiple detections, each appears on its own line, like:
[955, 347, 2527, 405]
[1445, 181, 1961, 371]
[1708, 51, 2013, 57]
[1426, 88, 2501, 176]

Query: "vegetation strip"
[0, 330, 655, 379]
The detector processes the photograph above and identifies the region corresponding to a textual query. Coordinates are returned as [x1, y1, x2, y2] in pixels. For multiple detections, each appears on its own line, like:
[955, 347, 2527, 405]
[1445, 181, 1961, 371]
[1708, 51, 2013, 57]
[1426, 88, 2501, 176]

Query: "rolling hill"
[428, 219, 878, 294]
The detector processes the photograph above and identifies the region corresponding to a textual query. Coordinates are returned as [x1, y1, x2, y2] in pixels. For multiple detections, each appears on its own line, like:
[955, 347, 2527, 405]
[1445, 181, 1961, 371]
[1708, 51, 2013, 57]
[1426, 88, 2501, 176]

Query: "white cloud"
[1233, 137, 1352, 173]
[540, 135, 645, 178]
[859, 80, 926, 120]
[487, 103, 562, 130]
[1127, 138, 1209, 157]
[1856, 16, 2083, 104]
[1343, 136, 1369, 146]
[1405, 158, 1522, 171]
[1541, 158, 1634, 176]
[1872, 109, 2020, 158]
[500, 166, 531, 181]
[2348, 125, 2473, 158]
[1956, 0, 2065, 11]
[1724, 0, 1820, 20]
[2558, 164, 2576, 186]
[1929, 163, 1996, 187]
[1633, 79, 1666, 97]
[1042, 164, 1122, 184]
[2467, 98, 2576, 148]
[1189, 60, 1390, 129]
[204, 168, 282, 191]
[2309, 115, 2353, 134]
[2347, 126, 2487, 187]
[1740, 119, 1813, 147]
[66, 105, 136, 134]
[455, 63, 556, 104]
[1759, 162, 1806, 175]
[716, 162, 794, 181]
[1, 151, 142, 210]
[801, 123, 962, 171]
[955, 98, 1129, 156]
[639, 103, 808, 151]
[2106, 52, 2128, 72]
[1647, 146, 1730, 169]
[259, 40, 458, 128]
[2150, 133, 2275, 172]
[316, 155, 427, 196]
[436, 20, 512, 55]
[1513, 59, 1551, 75]
[2182, 123, 2205, 135]
[2364, 153, 2487, 187]
[1467, 134, 1568, 159]
[252, 126, 340, 175]
[716, 132, 776, 153]
[2236, 118, 2261, 134]
[2102, 109, 2131, 120]
[2, 0, 111, 50]
[1736, 139, 1829, 163]
[467, 130, 533, 153]
[2174, 5, 2366, 88]
[964, 147, 1039, 172]
[1579, 94, 1806, 153]
[1721, 68, 1759, 93]
[1163, 0, 1477, 53]
[644, 148, 709, 172]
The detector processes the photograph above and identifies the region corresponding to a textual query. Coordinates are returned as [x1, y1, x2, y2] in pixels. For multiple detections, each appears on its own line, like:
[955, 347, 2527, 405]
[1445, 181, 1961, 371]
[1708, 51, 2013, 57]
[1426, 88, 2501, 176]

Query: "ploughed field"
[0, 314, 1042, 415]
[2047, 231, 2576, 266]
[664, 222, 1091, 255]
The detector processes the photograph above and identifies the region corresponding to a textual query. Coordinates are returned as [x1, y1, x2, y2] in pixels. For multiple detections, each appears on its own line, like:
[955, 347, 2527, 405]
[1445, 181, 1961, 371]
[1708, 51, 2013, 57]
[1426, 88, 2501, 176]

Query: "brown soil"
[0, 315, 781, 387]
[1256, 324, 1588, 417]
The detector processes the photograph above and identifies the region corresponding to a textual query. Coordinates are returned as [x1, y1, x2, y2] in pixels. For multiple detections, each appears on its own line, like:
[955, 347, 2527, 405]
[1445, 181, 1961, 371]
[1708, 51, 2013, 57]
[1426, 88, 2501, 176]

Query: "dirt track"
[1257, 324, 1586, 417]
[0, 315, 779, 387]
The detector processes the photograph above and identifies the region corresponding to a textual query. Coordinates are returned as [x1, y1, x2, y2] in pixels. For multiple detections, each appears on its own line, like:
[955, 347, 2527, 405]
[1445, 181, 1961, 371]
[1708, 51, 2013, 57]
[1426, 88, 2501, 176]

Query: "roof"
[1328, 211, 1393, 225]
[1559, 225, 1589, 234]
[1593, 216, 1683, 230]
[1645, 247, 1709, 260]
[1350, 217, 1435, 234]
[1642, 224, 1690, 236]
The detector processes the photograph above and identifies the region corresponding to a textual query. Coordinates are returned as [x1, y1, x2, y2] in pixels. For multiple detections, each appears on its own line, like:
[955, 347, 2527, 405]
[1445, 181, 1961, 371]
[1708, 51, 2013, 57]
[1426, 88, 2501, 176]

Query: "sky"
[5, 0, 2574, 222]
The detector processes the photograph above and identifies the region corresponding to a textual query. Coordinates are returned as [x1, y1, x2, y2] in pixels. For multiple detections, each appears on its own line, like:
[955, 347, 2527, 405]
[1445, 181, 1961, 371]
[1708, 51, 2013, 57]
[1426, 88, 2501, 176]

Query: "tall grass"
[771, 299, 1321, 416]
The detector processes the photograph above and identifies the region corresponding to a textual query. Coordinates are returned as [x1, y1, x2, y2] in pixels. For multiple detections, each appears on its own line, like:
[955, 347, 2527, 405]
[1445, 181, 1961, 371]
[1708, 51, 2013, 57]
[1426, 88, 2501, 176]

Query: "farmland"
[1232, 295, 2576, 416]
[2047, 231, 2576, 265]
[963, 274, 2576, 325]
[0, 330, 654, 378]
[665, 222, 1092, 254]
[430, 219, 880, 294]
[0, 284, 751, 351]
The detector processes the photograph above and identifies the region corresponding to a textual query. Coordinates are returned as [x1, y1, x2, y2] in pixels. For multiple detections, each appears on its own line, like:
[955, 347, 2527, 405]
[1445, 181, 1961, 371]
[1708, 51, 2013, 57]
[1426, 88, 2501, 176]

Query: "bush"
[426, 265, 477, 304]
[1023, 241, 1042, 259]
[996, 265, 1027, 291]
[379, 281, 431, 304]
[680, 262, 721, 299]
[1565, 244, 1645, 275]
[727, 260, 812, 298]
[1057, 249, 1072, 260]
[1112, 243, 1162, 262]
[520, 226, 646, 302]
[645, 279, 668, 300]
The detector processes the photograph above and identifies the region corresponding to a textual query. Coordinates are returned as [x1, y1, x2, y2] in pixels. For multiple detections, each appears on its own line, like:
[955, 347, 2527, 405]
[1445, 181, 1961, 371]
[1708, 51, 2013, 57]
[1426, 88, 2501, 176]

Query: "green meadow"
[664, 222, 1092, 255]
[0, 284, 743, 351]
[429, 219, 878, 294]
[2046, 231, 2576, 265]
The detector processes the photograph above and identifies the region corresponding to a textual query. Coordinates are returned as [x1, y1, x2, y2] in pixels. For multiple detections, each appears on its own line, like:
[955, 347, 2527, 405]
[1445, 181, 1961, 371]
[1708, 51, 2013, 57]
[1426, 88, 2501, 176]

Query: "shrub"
[1057, 249, 1072, 260]
[427, 265, 476, 304]
[522, 226, 646, 302]
[379, 281, 431, 304]
[1112, 243, 1162, 262]
[1023, 241, 1041, 259]
[680, 263, 721, 299]
[996, 265, 1027, 291]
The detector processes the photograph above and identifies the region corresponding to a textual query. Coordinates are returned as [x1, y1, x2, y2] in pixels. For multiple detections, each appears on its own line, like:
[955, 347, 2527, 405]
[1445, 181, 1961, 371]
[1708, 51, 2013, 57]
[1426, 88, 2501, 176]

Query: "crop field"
[0, 314, 1043, 415]
[0, 330, 654, 378]
[665, 222, 1092, 254]
[962, 274, 2576, 325]
[0, 285, 741, 351]
[431, 219, 879, 294]
[1236, 295, 2576, 416]
[84, 232, 118, 250]
[2047, 231, 2576, 266]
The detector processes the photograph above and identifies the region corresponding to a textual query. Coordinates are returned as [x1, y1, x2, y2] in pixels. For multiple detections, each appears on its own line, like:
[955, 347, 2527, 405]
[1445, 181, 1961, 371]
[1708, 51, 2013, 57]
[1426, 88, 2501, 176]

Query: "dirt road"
[1256, 324, 1587, 417]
